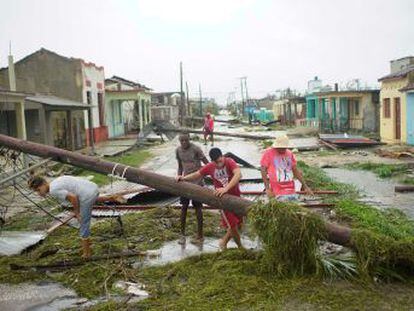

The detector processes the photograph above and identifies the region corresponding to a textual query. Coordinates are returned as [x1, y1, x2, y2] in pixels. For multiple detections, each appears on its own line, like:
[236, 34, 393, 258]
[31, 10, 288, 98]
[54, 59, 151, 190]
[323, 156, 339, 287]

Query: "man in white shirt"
[28, 175, 123, 258]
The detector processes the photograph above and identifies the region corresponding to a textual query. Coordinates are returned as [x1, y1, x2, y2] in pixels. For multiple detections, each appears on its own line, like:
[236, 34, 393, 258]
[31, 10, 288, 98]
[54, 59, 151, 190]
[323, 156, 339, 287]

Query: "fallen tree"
[0, 134, 352, 247]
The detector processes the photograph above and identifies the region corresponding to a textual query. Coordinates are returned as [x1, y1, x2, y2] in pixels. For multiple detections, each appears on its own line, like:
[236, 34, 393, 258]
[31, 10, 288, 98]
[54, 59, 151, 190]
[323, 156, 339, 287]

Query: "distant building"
[105, 76, 151, 138]
[151, 92, 181, 125]
[378, 56, 414, 145]
[272, 96, 306, 126]
[0, 48, 108, 148]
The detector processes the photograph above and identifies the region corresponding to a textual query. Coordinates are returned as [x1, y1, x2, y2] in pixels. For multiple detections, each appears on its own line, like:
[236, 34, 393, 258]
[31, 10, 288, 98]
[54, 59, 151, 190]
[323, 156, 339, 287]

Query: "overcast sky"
[0, 0, 413, 104]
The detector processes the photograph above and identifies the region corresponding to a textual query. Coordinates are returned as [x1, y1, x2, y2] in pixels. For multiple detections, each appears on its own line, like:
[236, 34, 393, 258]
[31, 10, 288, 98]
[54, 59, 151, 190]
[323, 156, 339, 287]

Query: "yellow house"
[378, 57, 414, 144]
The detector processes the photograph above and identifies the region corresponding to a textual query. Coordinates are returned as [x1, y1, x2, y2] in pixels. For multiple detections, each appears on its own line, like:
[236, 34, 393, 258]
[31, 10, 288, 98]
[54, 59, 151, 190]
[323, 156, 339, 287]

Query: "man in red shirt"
[203, 113, 214, 146]
[176, 147, 243, 250]
[260, 135, 313, 201]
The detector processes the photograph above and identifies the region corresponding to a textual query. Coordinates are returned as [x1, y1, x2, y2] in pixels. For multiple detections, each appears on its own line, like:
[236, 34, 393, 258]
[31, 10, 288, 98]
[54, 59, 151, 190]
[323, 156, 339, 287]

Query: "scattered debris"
[319, 134, 382, 148]
[113, 281, 149, 298]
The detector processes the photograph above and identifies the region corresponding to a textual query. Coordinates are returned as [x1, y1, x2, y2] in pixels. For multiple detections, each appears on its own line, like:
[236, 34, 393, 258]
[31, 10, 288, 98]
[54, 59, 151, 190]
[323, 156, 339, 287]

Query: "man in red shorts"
[176, 147, 243, 250]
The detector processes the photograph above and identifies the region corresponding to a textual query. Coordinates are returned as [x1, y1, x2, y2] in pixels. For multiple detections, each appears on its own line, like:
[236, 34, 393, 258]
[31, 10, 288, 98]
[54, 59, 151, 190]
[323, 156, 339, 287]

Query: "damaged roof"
[378, 65, 414, 82]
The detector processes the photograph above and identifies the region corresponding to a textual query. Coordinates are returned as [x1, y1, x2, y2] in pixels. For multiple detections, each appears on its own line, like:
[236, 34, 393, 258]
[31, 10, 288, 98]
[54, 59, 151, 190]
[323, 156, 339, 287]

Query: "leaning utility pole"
[0, 133, 354, 248]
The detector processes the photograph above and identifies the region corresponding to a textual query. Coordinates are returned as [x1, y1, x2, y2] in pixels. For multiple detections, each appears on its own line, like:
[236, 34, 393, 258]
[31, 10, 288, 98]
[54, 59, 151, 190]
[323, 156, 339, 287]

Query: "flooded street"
[325, 168, 414, 217]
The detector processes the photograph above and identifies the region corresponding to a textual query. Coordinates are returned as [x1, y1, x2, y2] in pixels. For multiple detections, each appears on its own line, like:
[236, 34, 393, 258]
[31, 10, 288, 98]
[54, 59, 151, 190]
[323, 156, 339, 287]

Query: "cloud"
[136, 0, 254, 25]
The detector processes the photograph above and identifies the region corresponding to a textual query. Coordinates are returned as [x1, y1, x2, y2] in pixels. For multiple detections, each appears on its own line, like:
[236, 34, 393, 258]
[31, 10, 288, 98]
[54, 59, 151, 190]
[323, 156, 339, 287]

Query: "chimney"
[334, 83, 339, 91]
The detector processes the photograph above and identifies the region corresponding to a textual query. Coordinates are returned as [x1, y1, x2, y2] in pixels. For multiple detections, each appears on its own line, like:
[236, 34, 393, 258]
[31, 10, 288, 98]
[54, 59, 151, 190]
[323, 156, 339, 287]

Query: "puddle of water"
[133, 236, 259, 268]
[0, 282, 79, 311]
[0, 281, 149, 311]
[0, 231, 46, 256]
[324, 168, 414, 217]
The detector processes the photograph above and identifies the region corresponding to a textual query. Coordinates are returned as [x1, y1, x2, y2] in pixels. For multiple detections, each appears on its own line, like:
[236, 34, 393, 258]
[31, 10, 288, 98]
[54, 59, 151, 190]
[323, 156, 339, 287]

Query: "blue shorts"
[79, 192, 99, 238]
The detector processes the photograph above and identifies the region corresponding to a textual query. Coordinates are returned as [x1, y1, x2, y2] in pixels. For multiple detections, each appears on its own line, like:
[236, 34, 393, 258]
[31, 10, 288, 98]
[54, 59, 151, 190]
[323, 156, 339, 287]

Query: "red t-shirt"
[204, 118, 214, 131]
[199, 157, 240, 196]
[260, 148, 297, 196]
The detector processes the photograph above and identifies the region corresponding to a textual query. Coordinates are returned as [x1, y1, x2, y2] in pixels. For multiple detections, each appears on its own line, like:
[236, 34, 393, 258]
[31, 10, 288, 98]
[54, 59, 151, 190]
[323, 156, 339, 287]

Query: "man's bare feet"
[178, 235, 186, 245]
[218, 239, 227, 251]
[190, 236, 204, 245]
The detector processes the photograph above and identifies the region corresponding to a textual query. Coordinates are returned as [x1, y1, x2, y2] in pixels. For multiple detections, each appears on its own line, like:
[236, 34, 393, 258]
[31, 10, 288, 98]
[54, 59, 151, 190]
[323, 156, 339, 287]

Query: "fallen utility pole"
[184, 116, 239, 124]
[10, 250, 151, 271]
[163, 127, 275, 140]
[395, 185, 414, 193]
[0, 134, 352, 247]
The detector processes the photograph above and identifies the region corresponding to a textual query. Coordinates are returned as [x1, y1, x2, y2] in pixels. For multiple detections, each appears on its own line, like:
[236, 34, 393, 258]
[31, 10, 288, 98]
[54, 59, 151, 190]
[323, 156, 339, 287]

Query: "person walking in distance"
[203, 113, 214, 146]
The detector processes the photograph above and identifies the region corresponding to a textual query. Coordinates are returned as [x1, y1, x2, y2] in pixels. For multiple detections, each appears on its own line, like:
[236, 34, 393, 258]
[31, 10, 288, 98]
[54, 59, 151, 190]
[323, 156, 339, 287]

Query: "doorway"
[394, 98, 401, 140]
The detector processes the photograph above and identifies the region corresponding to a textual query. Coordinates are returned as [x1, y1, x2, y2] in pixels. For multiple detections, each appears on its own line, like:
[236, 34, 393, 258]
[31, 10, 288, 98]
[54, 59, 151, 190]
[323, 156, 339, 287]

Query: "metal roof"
[26, 94, 91, 109]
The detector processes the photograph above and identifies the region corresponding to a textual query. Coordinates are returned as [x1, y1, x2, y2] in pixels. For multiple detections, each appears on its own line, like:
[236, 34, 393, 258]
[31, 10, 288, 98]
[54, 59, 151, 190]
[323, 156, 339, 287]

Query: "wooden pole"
[162, 127, 275, 140]
[0, 134, 353, 248]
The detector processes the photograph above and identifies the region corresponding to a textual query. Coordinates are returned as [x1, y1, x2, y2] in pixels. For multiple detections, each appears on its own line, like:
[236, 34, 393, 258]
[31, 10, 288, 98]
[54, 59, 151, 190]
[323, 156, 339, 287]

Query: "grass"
[89, 251, 414, 311]
[345, 162, 409, 179]
[73, 147, 152, 186]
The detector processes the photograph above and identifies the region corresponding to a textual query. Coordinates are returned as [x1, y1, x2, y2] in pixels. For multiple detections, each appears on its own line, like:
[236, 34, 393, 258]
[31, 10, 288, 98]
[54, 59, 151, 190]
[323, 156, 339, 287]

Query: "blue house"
[401, 84, 414, 145]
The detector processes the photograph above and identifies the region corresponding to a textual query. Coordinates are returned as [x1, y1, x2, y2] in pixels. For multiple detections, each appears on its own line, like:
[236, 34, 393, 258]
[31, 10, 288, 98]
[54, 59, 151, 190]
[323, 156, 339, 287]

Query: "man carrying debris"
[176, 133, 209, 245]
[177, 147, 243, 250]
[260, 135, 313, 201]
[203, 112, 214, 146]
[28, 175, 124, 258]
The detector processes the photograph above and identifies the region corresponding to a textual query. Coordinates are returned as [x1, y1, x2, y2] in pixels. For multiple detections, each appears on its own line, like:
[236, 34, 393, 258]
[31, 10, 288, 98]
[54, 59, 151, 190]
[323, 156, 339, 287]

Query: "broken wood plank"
[46, 213, 76, 234]
[318, 139, 339, 151]
[0, 134, 353, 248]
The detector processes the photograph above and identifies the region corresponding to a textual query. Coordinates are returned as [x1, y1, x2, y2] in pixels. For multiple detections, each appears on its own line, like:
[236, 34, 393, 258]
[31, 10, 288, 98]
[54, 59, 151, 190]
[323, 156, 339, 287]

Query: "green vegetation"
[250, 200, 326, 277]
[91, 251, 414, 310]
[73, 148, 152, 186]
[345, 162, 409, 178]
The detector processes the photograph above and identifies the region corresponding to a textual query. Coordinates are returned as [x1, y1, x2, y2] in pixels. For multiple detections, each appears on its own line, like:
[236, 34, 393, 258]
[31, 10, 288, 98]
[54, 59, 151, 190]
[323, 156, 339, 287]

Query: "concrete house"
[0, 48, 108, 149]
[314, 90, 380, 133]
[305, 76, 380, 133]
[151, 92, 181, 126]
[378, 56, 414, 145]
[105, 76, 151, 138]
[273, 96, 306, 126]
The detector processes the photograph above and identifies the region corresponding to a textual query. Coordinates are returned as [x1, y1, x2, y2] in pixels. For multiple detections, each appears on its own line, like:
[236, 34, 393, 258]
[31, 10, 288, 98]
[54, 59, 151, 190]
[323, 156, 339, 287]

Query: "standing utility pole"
[198, 83, 203, 116]
[239, 78, 245, 117]
[186, 82, 191, 116]
[179, 62, 185, 125]
[244, 77, 249, 107]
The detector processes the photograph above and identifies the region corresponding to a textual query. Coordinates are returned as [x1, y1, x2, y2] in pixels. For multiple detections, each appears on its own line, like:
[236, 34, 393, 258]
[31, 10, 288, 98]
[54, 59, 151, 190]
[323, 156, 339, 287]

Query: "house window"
[383, 98, 391, 118]
[97, 92, 104, 126]
[86, 91, 92, 105]
[118, 101, 123, 123]
[354, 100, 360, 116]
